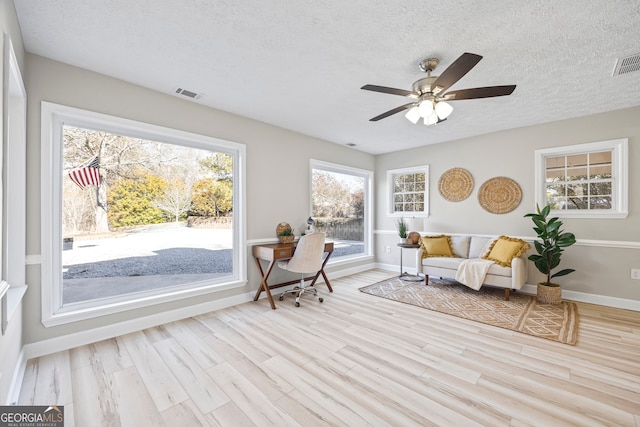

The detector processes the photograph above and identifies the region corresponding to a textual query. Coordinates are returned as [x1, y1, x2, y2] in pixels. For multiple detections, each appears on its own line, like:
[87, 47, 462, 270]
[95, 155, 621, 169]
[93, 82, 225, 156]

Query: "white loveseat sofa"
[415, 234, 529, 300]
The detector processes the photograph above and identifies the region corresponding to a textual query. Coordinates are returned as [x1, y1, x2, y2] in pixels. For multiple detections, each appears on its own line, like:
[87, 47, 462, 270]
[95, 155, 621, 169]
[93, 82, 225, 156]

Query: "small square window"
[388, 166, 429, 216]
[535, 139, 627, 218]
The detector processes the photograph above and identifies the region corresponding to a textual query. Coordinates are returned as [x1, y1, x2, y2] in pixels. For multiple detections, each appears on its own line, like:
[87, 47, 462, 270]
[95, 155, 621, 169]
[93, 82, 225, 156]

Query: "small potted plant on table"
[276, 222, 295, 243]
[524, 204, 576, 304]
[396, 217, 408, 243]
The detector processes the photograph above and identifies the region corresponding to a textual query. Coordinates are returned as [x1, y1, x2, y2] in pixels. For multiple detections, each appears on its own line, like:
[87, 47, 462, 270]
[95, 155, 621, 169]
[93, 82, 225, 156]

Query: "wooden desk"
[253, 241, 334, 309]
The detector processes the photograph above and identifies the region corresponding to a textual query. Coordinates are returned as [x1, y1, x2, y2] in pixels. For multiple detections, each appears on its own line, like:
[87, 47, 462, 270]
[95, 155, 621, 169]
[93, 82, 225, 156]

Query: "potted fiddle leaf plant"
[396, 217, 408, 243]
[524, 204, 576, 304]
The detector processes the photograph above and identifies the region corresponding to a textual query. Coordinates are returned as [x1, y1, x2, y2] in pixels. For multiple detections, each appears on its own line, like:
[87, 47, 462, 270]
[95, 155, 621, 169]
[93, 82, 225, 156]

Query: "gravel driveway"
[61, 223, 364, 304]
[63, 223, 233, 279]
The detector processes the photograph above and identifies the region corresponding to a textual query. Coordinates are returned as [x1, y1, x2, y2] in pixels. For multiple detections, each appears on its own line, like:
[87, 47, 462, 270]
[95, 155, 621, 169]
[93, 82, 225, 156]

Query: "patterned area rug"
[359, 277, 578, 345]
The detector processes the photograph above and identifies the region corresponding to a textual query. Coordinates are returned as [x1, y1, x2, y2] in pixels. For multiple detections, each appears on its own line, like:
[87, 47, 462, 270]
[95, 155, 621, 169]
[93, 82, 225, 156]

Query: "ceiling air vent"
[175, 87, 203, 100]
[612, 53, 640, 76]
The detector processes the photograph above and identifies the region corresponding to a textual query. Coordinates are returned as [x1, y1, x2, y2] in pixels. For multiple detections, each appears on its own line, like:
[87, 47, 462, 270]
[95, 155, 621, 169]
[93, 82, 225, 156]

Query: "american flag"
[68, 156, 101, 189]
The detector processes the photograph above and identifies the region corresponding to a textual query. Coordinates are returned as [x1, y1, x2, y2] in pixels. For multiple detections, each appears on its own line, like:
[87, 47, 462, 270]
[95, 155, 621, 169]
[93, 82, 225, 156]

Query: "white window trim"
[534, 138, 628, 219]
[2, 38, 28, 334]
[41, 102, 247, 327]
[310, 159, 373, 261]
[387, 165, 430, 217]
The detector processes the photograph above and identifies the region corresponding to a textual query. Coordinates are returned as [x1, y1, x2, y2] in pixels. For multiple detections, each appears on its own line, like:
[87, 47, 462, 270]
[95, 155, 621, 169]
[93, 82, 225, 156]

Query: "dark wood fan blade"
[431, 53, 482, 94]
[369, 103, 415, 121]
[361, 84, 416, 97]
[444, 85, 516, 100]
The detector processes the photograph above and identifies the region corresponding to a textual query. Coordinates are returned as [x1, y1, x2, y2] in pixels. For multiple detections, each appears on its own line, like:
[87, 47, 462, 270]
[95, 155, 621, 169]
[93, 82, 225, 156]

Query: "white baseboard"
[23, 291, 256, 360]
[521, 284, 640, 311]
[375, 262, 408, 275]
[327, 262, 377, 279]
[6, 349, 26, 405]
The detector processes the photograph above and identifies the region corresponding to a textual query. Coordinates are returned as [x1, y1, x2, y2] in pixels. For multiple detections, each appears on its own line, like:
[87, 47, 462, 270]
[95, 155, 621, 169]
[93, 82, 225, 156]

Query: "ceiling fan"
[361, 52, 516, 125]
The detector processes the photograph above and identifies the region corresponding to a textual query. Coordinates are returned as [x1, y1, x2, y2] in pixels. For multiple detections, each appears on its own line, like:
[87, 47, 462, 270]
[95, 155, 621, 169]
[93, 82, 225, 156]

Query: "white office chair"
[277, 232, 326, 307]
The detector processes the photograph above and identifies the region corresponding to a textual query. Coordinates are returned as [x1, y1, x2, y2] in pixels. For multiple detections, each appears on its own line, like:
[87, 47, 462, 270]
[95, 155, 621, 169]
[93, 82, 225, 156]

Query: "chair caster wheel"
[319, 298, 324, 303]
[295, 302, 300, 307]
[279, 296, 284, 301]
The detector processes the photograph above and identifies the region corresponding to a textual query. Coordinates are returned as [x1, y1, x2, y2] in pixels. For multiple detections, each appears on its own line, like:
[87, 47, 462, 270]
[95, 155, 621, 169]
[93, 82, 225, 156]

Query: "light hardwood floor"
[18, 269, 640, 426]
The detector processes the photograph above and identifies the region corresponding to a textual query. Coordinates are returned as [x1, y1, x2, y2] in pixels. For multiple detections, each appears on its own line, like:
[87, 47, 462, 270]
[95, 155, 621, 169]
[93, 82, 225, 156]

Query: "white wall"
[375, 106, 640, 302]
[23, 53, 375, 347]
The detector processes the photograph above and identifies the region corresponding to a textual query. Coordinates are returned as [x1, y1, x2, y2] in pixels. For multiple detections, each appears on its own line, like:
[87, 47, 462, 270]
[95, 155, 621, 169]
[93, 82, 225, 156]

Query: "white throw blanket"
[455, 259, 495, 291]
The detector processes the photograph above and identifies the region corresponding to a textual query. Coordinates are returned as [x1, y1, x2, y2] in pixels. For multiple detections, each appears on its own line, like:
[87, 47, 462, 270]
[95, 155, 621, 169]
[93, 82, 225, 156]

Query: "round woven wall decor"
[478, 176, 522, 214]
[438, 168, 474, 202]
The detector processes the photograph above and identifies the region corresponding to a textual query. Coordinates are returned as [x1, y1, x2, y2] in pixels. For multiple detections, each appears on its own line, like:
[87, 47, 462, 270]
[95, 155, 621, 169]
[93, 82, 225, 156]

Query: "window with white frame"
[534, 139, 628, 218]
[41, 102, 246, 326]
[387, 165, 429, 216]
[311, 160, 372, 261]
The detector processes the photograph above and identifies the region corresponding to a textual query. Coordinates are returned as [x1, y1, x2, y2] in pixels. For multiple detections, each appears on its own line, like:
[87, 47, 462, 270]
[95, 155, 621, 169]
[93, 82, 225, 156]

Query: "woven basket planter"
[537, 283, 562, 304]
[278, 235, 295, 243]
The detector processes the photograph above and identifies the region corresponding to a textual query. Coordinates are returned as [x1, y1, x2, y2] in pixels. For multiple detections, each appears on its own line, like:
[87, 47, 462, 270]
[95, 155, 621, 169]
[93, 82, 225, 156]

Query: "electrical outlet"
[631, 269, 640, 280]
[385, 245, 391, 253]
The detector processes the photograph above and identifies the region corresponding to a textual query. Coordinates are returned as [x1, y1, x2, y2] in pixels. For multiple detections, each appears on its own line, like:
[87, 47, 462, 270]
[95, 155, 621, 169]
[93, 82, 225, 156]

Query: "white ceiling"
[13, 0, 640, 154]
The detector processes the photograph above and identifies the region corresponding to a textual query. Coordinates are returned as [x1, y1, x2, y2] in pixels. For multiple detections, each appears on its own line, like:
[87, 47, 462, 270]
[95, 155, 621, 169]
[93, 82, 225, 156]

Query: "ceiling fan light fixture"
[435, 101, 453, 119]
[418, 100, 434, 117]
[361, 53, 516, 125]
[424, 111, 438, 126]
[404, 106, 421, 124]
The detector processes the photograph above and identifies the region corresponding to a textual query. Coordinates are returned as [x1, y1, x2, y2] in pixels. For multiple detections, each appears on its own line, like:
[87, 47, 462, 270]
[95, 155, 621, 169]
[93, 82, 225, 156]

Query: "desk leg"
[253, 257, 277, 309]
[310, 252, 333, 292]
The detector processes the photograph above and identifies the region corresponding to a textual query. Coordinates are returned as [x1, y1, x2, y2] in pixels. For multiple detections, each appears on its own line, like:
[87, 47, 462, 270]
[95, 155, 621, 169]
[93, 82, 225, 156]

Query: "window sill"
[1, 282, 28, 334]
[551, 210, 628, 219]
[43, 278, 246, 327]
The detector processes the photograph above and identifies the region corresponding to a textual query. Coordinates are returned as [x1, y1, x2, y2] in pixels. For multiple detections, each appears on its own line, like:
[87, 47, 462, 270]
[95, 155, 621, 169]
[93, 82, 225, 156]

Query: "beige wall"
[22, 53, 375, 345]
[375, 107, 640, 301]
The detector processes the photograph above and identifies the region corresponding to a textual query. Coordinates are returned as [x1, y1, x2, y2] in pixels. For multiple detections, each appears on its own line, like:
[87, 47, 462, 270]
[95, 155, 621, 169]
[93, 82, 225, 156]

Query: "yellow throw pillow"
[482, 235, 531, 267]
[420, 235, 454, 258]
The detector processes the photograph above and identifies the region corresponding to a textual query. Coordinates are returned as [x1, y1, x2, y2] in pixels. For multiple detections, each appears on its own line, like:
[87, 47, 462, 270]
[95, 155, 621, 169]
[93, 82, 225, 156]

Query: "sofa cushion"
[421, 257, 512, 277]
[422, 257, 465, 269]
[420, 235, 454, 258]
[487, 262, 513, 277]
[450, 235, 471, 258]
[468, 236, 495, 259]
[482, 236, 531, 267]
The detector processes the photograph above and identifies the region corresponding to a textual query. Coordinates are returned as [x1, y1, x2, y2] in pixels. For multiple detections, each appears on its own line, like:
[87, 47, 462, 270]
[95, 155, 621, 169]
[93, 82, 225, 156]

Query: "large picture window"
[311, 160, 372, 261]
[41, 102, 246, 326]
[535, 139, 628, 218]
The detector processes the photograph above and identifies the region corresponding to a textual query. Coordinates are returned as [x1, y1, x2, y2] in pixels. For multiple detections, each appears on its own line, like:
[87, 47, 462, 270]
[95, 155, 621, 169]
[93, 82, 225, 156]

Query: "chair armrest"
[510, 256, 528, 289]
[416, 249, 424, 273]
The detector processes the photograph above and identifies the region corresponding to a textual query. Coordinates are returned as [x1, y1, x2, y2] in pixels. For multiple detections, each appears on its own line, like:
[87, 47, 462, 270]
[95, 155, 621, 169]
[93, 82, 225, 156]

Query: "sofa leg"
[504, 288, 510, 301]
[424, 274, 429, 286]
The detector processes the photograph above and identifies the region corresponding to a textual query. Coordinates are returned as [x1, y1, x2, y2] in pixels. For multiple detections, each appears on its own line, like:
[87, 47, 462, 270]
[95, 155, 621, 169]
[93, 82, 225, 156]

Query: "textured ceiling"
[13, 0, 640, 154]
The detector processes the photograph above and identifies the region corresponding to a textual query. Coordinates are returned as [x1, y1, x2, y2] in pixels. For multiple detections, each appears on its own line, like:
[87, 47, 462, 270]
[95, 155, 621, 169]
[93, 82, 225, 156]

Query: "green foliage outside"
[191, 178, 233, 217]
[107, 171, 167, 227]
[199, 153, 233, 181]
[64, 124, 236, 231]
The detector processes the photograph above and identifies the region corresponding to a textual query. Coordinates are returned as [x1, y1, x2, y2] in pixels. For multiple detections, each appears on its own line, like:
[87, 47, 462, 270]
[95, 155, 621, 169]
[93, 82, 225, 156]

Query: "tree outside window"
[311, 161, 372, 260]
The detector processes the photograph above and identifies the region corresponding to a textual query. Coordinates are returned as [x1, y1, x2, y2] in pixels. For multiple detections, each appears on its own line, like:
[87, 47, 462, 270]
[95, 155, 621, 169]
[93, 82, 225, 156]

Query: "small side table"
[397, 243, 423, 282]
